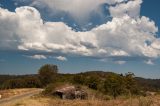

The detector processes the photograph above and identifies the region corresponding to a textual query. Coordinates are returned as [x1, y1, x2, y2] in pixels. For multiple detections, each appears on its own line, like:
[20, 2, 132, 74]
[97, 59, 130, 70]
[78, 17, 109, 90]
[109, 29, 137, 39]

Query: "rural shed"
[54, 86, 87, 100]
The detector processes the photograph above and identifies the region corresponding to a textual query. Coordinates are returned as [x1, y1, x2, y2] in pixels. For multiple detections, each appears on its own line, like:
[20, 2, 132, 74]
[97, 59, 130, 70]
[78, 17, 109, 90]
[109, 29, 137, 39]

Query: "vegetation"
[38, 64, 58, 86]
[0, 76, 41, 89]
[0, 64, 160, 99]
[103, 73, 126, 98]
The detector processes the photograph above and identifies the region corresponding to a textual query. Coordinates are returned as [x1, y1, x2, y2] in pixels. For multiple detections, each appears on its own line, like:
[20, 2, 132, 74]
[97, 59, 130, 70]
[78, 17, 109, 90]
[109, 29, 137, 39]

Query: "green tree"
[104, 74, 125, 98]
[24, 76, 42, 88]
[2, 79, 24, 89]
[38, 64, 58, 86]
[72, 74, 85, 85]
[124, 72, 139, 95]
[86, 76, 100, 90]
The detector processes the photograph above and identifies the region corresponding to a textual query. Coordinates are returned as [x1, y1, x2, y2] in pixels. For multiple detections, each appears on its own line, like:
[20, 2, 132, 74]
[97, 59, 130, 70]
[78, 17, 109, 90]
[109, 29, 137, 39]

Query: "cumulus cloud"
[151, 39, 160, 50]
[15, 0, 127, 24]
[32, 0, 105, 20]
[92, 15, 159, 58]
[0, 0, 160, 62]
[55, 56, 67, 61]
[109, 0, 142, 18]
[27, 55, 47, 59]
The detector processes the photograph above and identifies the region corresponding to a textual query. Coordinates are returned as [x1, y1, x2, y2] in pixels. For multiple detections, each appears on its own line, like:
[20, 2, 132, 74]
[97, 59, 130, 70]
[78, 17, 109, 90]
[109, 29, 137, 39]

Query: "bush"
[104, 73, 125, 98]
[1, 76, 42, 89]
[86, 76, 100, 90]
[125, 72, 140, 95]
[43, 83, 56, 95]
[72, 74, 85, 85]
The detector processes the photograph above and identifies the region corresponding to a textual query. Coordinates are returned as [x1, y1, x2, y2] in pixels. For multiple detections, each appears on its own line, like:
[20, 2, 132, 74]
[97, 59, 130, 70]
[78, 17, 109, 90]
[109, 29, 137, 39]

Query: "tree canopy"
[38, 64, 58, 86]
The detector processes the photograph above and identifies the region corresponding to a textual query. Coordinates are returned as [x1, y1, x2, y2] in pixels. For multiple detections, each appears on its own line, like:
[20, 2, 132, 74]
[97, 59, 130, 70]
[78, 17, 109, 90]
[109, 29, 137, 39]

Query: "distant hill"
[0, 71, 160, 91]
[135, 77, 160, 91]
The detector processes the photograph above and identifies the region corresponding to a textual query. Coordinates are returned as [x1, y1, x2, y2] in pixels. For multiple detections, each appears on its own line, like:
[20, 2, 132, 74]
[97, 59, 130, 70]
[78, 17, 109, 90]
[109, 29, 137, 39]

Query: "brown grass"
[0, 88, 38, 99]
[2, 95, 160, 106]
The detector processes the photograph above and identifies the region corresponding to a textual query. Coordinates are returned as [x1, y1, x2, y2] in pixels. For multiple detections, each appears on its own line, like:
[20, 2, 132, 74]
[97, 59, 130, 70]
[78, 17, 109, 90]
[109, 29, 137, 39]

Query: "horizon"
[0, 69, 159, 80]
[0, 0, 160, 79]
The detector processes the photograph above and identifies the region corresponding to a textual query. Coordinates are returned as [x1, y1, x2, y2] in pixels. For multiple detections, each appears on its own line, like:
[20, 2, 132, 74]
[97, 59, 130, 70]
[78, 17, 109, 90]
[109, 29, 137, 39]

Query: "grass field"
[0, 88, 38, 99]
[2, 94, 160, 106]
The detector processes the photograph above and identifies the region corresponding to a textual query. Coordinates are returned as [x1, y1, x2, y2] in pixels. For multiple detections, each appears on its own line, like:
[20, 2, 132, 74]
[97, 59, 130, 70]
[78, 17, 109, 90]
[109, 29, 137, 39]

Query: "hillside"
[0, 71, 160, 92]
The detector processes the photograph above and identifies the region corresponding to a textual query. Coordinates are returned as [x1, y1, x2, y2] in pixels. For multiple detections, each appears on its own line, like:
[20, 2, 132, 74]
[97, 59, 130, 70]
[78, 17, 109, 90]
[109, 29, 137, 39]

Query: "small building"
[146, 91, 156, 96]
[54, 86, 87, 100]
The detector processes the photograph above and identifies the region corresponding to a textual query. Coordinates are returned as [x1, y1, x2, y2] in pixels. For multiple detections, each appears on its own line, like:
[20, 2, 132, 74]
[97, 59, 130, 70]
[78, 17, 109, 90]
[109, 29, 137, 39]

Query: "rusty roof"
[55, 86, 75, 93]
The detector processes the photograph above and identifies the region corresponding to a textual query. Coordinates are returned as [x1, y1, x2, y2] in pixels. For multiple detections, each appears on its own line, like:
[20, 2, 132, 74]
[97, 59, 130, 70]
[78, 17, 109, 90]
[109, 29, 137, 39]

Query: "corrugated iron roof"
[56, 86, 75, 93]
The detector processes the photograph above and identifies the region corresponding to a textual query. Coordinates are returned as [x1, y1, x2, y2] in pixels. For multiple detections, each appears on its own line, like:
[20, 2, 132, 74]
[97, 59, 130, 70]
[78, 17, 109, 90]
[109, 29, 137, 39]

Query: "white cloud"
[92, 15, 159, 57]
[151, 39, 160, 50]
[55, 56, 67, 61]
[109, 0, 142, 18]
[15, 0, 126, 24]
[99, 59, 126, 65]
[27, 55, 47, 59]
[30, 0, 106, 23]
[28, 0, 142, 22]
[106, 0, 126, 4]
[144, 60, 154, 65]
[114, 61, 126, 65]
[0, 0, 160, 60]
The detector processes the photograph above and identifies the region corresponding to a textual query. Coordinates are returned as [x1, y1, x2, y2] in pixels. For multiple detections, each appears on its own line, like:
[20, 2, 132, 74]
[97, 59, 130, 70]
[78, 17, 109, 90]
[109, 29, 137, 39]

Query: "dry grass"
[0, 88, 38, 99]
[2, 95, 160, 106]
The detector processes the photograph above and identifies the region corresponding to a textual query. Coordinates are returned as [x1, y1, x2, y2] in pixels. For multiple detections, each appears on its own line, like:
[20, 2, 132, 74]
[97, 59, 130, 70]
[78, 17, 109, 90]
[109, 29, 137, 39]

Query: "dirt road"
[0, 89, 43, 106]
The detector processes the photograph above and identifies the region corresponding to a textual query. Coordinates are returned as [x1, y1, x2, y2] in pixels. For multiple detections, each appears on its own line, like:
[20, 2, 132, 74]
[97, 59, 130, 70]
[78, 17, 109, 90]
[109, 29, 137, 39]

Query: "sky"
[0, 0, 160, 78]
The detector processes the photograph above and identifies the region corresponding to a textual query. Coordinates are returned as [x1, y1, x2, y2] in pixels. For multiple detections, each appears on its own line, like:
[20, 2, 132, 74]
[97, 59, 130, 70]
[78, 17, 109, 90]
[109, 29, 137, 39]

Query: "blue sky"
[0, 0, 160, 78]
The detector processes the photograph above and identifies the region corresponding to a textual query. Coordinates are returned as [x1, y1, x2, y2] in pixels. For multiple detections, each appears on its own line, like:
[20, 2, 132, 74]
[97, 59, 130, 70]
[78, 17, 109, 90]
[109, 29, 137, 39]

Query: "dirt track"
[0, 89, 43, 106]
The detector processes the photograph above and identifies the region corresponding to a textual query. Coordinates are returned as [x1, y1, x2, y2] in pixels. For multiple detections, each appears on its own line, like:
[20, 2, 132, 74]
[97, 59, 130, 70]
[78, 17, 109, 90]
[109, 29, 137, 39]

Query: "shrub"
[43, 83, 56, 95]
